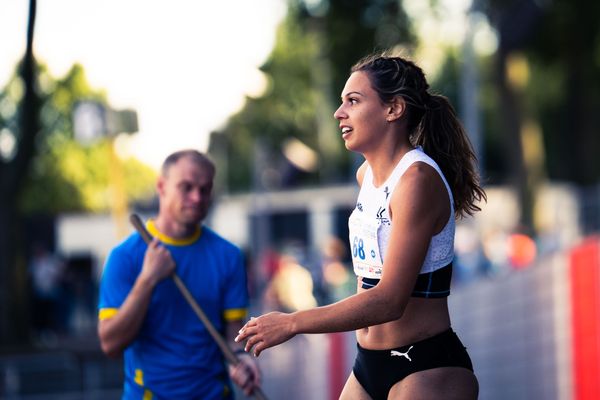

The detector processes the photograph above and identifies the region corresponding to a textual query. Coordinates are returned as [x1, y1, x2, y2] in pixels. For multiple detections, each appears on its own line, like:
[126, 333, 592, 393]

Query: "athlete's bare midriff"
[355, 281, 451, 350]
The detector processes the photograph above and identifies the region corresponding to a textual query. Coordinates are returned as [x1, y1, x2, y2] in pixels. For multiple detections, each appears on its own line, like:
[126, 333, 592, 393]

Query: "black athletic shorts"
[352, 328, 473, 400]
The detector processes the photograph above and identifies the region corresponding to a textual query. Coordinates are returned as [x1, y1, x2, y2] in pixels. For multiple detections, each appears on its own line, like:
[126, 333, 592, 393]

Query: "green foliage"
[479, 0, 600, 184]
[316, 0, 415, 95]
[209, 0, 415, 192]
[211, 8, 321, 191]
[0, 67, 27, 152]
[39, 64, 107, 141]
[476, 55, 505, 184]
[525, 0, 600, 183]
[0, 63, 156, 213]
[20, 136, 156, 213]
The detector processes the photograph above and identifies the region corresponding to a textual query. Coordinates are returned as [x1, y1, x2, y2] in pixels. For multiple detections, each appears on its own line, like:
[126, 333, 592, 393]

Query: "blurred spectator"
[507, 231, 537, 269]
[320, 236, 354, 303]
[66, 253, 97, 336]
[481, 225, 539, 275]
[29, 242, 65, 340]
[259, 247, 282, 282]
[482, 228, 511, 276]
[454, 224, 490, 283]
[264, 251, 317, 312]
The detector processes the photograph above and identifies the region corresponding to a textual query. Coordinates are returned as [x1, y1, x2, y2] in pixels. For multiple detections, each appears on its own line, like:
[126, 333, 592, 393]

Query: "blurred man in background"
[97, 150, 260, 399]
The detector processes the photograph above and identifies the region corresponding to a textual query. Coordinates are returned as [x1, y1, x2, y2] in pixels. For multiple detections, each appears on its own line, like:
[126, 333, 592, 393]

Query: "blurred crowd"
[23, 218, 566, 344]
[27, 242, 97, 346]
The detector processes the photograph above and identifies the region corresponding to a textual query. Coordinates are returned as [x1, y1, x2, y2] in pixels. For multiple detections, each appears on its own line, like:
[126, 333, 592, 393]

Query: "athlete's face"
[158, 156, 214, 226]
[333, 71, 389, 153]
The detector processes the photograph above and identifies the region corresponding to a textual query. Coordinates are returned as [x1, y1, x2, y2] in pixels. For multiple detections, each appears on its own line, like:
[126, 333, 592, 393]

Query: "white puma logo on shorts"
[390, 346, 414, 361]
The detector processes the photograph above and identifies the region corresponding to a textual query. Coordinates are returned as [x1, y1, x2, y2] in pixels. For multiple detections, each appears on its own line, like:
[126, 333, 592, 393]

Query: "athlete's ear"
[156, 176, 166, 196]
[386, 97, 406, 122]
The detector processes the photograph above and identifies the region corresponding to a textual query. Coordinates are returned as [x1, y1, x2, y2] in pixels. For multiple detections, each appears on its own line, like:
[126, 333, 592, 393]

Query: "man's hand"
[139, 238, 176, 286]
[98, 238, 175, 358]
[228, 352, 261, 396]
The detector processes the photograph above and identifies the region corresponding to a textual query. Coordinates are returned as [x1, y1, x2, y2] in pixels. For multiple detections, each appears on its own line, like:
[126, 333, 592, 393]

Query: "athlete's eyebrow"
[341, 91, 365, 99]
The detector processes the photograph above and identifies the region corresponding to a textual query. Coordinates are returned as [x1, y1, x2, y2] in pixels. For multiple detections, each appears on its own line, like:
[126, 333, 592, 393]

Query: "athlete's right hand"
[235, 312, 296, 357]
[140, 238, 176, 286]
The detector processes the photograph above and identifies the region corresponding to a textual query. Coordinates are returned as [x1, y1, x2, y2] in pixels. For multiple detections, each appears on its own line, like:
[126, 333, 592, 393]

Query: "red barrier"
[570, 237, 600, 400]
[329, 332, 346, 400]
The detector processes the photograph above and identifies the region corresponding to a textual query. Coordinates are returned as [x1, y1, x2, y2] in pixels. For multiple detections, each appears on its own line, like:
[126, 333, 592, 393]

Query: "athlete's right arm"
[98, 239, 175, 358]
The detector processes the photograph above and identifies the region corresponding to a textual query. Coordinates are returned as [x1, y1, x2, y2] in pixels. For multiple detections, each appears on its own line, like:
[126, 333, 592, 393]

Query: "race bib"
[348, 212, 383, 279]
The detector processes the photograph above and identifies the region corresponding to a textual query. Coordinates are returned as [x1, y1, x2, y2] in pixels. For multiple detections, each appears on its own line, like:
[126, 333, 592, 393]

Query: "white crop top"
[348, 147, 455, 279]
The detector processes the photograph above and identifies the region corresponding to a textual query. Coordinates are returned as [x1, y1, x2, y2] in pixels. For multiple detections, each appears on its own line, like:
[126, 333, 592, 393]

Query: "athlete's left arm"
[373, 162, 450, 308]
[236, 162, 449, 356]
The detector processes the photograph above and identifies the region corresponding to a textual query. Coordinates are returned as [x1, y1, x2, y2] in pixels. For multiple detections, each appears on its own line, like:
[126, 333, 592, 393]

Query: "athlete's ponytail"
[415, 93, 486, 217]
[351, 53, 486, 217]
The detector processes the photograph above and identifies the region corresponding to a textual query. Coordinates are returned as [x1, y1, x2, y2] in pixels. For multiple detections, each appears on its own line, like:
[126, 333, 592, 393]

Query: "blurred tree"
[208, 0, 415, 192]
[476, 0, 600, 228]
[0, 12, 155, 345]
[18, 65, 156, 214]
[523, 0, 600, 185]
[461, 0, 543, 229]
[0, 0, 39, 346]
[1, 63, 156, 212]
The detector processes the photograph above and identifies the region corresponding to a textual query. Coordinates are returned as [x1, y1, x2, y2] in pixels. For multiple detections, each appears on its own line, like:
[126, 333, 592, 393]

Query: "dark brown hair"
[351, 53, 486, 217]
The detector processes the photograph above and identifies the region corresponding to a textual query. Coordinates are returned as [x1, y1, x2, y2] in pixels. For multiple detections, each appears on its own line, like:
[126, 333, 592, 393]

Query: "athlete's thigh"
[339, 372, 373, 400]
[388, 367, 478, 400]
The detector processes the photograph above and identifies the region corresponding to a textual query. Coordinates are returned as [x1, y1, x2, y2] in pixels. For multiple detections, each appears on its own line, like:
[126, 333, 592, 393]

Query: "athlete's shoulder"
[400, 161, 444, 196]
[395, 161, 449, 222]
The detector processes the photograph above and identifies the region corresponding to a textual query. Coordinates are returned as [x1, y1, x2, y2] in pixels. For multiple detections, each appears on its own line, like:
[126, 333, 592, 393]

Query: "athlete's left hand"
[228, 352, 261, 396]
[235, 312, 296, 357]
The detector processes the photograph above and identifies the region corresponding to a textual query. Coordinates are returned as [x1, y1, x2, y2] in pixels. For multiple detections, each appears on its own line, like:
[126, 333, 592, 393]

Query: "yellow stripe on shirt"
[134, 370, 153, 399]
[146, 219, 201, 246]
[223, 308, 247, 321]
[98, 308, 118, 320]
[134, 369, 144, 385]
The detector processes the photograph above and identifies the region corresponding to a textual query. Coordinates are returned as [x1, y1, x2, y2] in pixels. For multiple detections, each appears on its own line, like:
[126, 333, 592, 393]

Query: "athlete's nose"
[334, 103, 346, 120]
